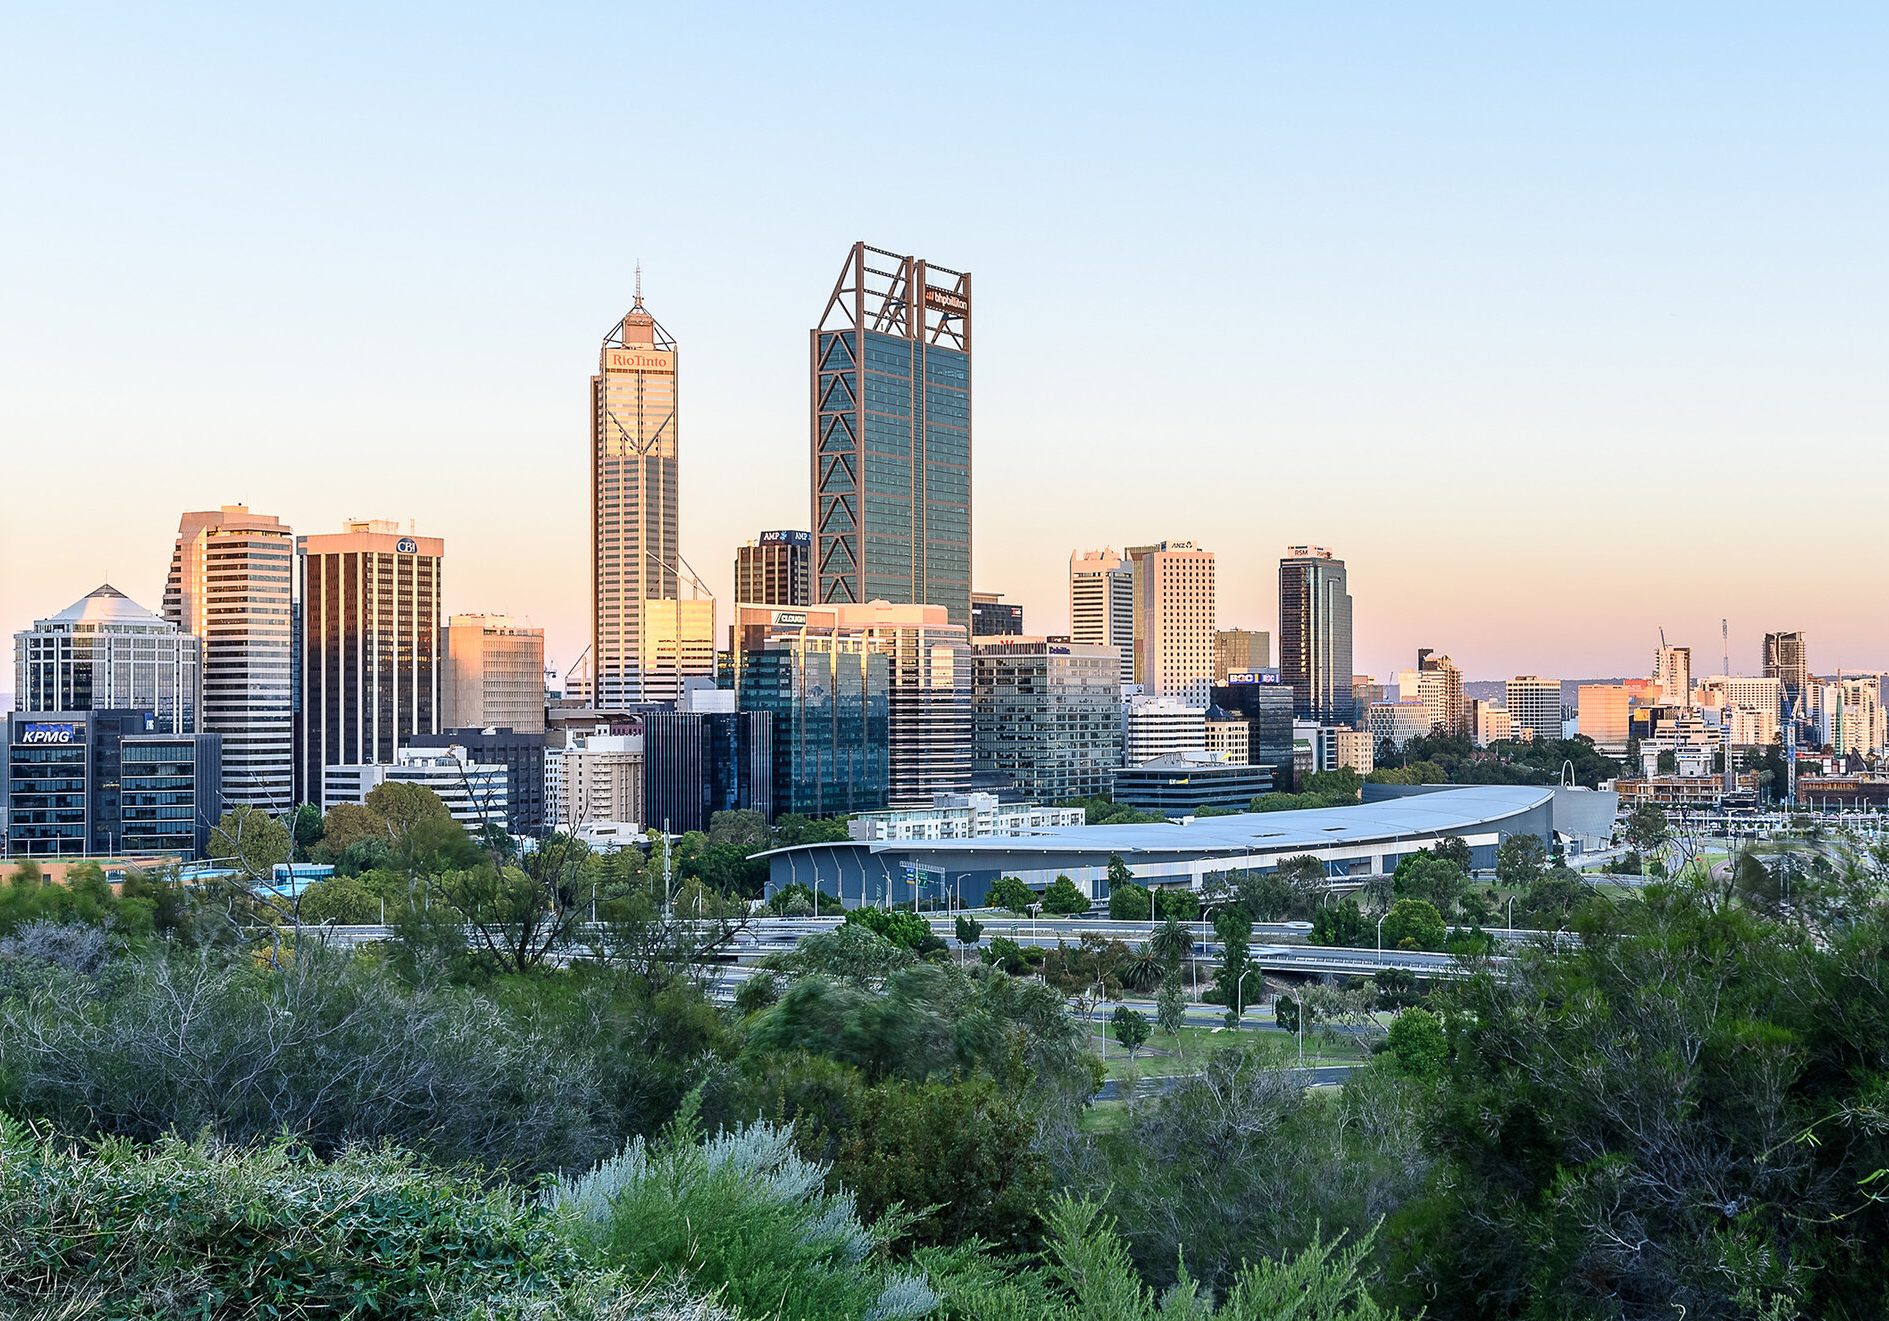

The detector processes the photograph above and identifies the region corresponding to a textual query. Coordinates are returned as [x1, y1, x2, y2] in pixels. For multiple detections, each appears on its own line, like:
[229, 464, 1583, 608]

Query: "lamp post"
[1236, 966, 1256, 1028]
[1376, 911, 1387, 952]
[1507, 895, 1515, 932]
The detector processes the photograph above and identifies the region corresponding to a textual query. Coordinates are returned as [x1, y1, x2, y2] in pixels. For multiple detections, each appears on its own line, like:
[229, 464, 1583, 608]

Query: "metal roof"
[757, 784, 1555, 863]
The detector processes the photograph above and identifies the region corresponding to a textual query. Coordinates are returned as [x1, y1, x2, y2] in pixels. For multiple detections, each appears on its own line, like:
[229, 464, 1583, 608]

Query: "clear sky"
[3, 3, 1884, 684]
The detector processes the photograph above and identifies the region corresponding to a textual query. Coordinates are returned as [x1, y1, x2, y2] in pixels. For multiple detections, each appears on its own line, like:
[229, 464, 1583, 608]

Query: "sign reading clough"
[19, 722, 78, 745]
[605, 349, 675, 372]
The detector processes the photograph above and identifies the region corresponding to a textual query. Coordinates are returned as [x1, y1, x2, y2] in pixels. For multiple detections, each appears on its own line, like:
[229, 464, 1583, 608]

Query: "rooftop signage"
[605, 349, 674, 372]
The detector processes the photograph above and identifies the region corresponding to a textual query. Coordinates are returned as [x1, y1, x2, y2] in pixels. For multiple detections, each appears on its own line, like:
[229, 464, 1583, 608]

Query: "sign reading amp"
[18, 722, 78, 745]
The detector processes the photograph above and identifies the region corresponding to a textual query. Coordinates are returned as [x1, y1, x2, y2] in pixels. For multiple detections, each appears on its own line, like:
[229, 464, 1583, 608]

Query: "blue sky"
[3, 3, 1884, 680]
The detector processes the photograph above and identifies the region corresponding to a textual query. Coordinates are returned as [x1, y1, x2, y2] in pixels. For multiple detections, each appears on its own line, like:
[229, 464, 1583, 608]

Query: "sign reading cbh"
[18, 722, 78, 745]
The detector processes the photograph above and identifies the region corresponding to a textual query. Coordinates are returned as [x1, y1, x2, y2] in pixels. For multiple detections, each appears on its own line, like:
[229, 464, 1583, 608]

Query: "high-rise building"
[408, 727, 550, 837]
[1697, 675, 1782, 748]
[1277, 547, 1354, 723]
[1213, 629, 1271, 681]
[1472, 699, 1514, 747]
[1763, 631, 1809, 714]
[297, 520, 444, 806]
[1395, 650, 1468, 738]
[1130, 540, 1216, 705]
[164, 505, 295, 810]
[591, 278, 681, 709]
[812, 242, 972, 626]
[1506, 676, 1562, 743]
[735, 531, 812, 608]
[1829, 678, 1886, 757]
[558, 732, 646, 829]
[6, 709, 219, 858]
[1122, 695, 1207, 765]
[1209, 678, 1297, 792]
[970, 592, 1023, 637]
[1653, 643, 1692, 707]
[643, 706, 774, 835]
[15, 585, 201, 733]
[633, 599, 717, 706]
[1070, 548, 1134, 688]
[440, 615, 546, 734]
[971, 638, 1121, 800]
[835, 601, 971, 807]
[324, 745, 508, 835]
[738, 624, 890, 819]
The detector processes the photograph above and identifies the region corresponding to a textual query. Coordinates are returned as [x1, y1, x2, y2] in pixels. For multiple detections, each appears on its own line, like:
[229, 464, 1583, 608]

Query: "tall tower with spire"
[590, 275, 680, 708]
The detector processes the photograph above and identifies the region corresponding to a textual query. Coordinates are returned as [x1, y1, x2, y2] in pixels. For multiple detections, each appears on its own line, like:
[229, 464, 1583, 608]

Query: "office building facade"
[970, 592, 1023, 637]
[557, 732, 646, 829]
[1123, 695, 1207, 765]
[836, 601, 971, 806]
[738, 635, 890, 819]
[1395, 650, 1468, 738]
[5, 710, 220, 859]
[1472, 699, 1514, 747]
[812, 242, 972, 626]
[735, 531, 812, 608]
[1070, 548, 1134, 688]
[643, 709, 774, 834]
[15, 585, 200, 734]
[970, 637, 1122, 801]
[1506, 676, 1563, 743]
[408, 727, 550, 836]
[297, 520, 444, 806]
[119, 732, 223, 857]
[634, 599, 717, 705]
[1763, 631, 1809, 714]
[592, 281, 681, 709]
[323, 745, 508, 834]
[1214, 629, 1271, 682]
[164, 505, 295, 810]
[1111, 754, 1273, 816]
[1131, 541, 1216, 705]
[1210, 678, 1298, 793]
[440, 615, 545, 734]
[1277, 546, 1354, 723]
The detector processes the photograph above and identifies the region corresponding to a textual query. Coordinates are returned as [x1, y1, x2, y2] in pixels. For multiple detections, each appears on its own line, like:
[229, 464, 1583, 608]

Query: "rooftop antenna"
[1721, 618, 1729, 676]
[633, 260, 643, 309]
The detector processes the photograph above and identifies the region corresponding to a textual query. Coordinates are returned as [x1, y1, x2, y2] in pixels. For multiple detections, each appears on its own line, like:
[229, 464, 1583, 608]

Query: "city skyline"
[4, 7, 1886, 684]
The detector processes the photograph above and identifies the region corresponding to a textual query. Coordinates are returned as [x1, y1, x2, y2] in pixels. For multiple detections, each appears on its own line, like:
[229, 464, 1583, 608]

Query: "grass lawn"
[1091, 1023, 1367, 1081]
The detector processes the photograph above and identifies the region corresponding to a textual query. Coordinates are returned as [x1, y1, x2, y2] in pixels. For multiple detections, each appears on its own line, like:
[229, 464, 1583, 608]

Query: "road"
[1094, 1063, 1356, 1100]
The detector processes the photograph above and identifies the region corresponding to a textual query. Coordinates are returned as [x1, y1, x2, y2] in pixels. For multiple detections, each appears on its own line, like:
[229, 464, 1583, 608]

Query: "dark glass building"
[970, 592, 1023, 637]
[407, 727, 548, 836]
[120, 732, 223, 857]
[738, 643, 890, 818]
[1110, 756, 1274, 815]
[644, 710, 773, 833]
[5, 709, 220, 858]
[735, 531, 812, 608]
[1278, 546, 1355, 724]
[812, 242, 972, 627]
[1210, 678, 1299, 794]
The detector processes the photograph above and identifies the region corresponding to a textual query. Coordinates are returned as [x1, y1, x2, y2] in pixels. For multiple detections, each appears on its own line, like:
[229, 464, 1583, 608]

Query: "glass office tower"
[812, 242, 972, 627]
[738, 638, 890, 819]
[1278, 546, 1355, 723]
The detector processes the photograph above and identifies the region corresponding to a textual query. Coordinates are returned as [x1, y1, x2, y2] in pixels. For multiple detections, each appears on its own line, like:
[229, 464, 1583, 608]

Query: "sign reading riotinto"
[605, 349, 674, 373]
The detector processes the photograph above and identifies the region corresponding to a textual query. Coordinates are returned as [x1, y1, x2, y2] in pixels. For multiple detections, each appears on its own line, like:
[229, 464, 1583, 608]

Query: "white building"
[1654, 644, 1692, 707]
[1124, 695, 1207, 765]
[1129, 541, 1216, 707]
[1505, 676, 1561, 744]
[324, 745, 508, 833]
[1070, 548, 1134, 689]
[1472, 699, 1513, 748]
[848, 793, 1085, 842]
[1697, 676, 1782, 747]
[14, 585, 201, 734]
[558, 732, 645, 830]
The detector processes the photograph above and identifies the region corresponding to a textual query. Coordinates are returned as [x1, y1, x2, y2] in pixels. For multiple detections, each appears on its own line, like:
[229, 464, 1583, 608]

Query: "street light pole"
[1376, 911, 1387, 952]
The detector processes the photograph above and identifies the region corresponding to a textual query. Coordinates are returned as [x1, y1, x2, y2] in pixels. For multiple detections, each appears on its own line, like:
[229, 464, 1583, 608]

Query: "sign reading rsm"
[18, 722, 79, 745]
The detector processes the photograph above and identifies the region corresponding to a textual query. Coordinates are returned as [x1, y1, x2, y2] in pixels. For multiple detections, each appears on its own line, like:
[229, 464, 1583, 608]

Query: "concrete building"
[1576, 682, 1655, 754]
[323, 744, 508, 835]
[1334, 727, 1375, 775]
[591, 278, 681, 710]
[812, 242, 972, 627]
[1472, 699, 1513, 747]
[1204, 712, 1250, 765]
[6, 710, 220, 859]
[969, 592, 1023, 637]
[1277, 546, 1354, 723]
[1130, 540, 1216, 706]
[440, 615, 545, 735]
[1210, 678, 1297, 793]
[556, 732, 645, 831]
[1697, 676, 1783, 748]
[1123, 695, 1207, 765]
[297, 520, 444, 806]
[849, 794, 1084, 842]
[970, 637, 1122, 802]
[1395, 650, 1467, 739]
[1213, 629, 1271, 682]
[15, 585, 201, 735]
[1070, 548, 1134, 688]
[407, 727, 549, 837]
[1654, 644, 1693, 707]
[734, 531, 812, 608]
[164, 505, 295, 810]
[1368, 699, 1434, 752]
[1505, 676, 1562, 743]
[1113, 753, 1273, 816]
[1829, 677, 1885, 757]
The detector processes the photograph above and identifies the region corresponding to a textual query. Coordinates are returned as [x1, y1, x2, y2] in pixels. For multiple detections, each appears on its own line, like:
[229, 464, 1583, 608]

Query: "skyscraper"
[1213, 628, 1271, 681]
[1277, 546, 1354, 723]
[1506, 675, 1563, 743]
[970, 638, 1121, 801]
[1131, 541, 1216, 706]
[1070, 548, 1133, 688]
[440, 614, 546, 734]
[16, 585, 201, 733]
[1395, 650, 1468, 738]
[1653, 642, 1692, 707]
[592, 276, 680, 708]
[164, 505, 295, 810]
[735, 531, 811, 607]
[812, 242, 972, 626]
[1763, 631, 1808, 714]
[297, 520, 444, 806]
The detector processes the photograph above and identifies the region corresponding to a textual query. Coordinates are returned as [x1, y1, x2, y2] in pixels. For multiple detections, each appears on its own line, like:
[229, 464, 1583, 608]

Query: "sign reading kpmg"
[18, 722, 79, 745]
[758, 530, 812, 547]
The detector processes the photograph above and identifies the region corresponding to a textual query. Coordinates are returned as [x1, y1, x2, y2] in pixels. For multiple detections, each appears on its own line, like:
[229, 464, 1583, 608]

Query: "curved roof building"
[14, 585, 201, 733]
[762, 783, 1609, 910]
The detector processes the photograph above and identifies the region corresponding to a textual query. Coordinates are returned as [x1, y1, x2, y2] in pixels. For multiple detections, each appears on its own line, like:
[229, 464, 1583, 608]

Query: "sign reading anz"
[18, 722, 78, 745]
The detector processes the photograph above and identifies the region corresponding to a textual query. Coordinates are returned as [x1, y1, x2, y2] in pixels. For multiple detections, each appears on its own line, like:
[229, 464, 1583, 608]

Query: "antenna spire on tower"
[634, 261, 643, 308]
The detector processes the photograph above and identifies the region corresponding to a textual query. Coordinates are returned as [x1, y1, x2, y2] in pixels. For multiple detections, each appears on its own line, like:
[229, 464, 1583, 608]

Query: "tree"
[208, 806, 290, 884]
[1272, 855, 1330, 913]
[953, 913, 983, 952]
[296, 875, 380, 925]
[1108, 880, 1152, 920]
[1519, 864, 1592, 928]
[1112, 1005, 1151, 1061]
[1154, 887, 1200, 921]
[844, 906, 930, 950]
[706, 808, 770, 851]
[1622, 801, 1670, 857]
[1494, 834, 1548, 891]
[1044, 933, 1128, 1026]
[1379, 898, 1447, 952]
[1156, 977, 1188, 1041]
[1384, 1006, 1447, 1080]
[432, 831, 594, 973]
[317, 802, 389, 858]
[284, 804, 324, 862]
[1212, 906, 1256, 1025]
[1392, 852, 1468, 919]
[986, 875, 1035, 914]
[1433, 835, 1474, 872]
[1309, 899, 1373, 948]
[1042, 875, 1090, 915]
[1106, 853, 1134, 894]
[363, 781, 453, 842]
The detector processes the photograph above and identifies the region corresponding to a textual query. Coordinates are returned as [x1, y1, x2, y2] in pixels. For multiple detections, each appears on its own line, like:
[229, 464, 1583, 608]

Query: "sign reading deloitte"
[17, 722, 79, 745]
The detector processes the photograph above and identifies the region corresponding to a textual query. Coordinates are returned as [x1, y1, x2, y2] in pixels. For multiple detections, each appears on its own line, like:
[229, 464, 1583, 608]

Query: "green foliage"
[1155, 887, 1200, 921]
[1109, 879, 1153, 920]
[771, 813, 853, 847]
[0, 1127, 627, 1320]
[552, 1110, 935, 1321]
[1113, 1005, 1151, 1058]
[1309, 899, 1373, 948]
[364, 779, 455, 839]
[317, 800, 389, 857]
[1303, 767, 1364, 801]
[1392, 851, 1469, 920]
[1370, 731, 1620, 789]
[1213, 906, 1256, 1024]
[1042, 875, 1091, 915]
[1493, 833, 1547, 890]
[987, 875, 1037, 914]
[1251, 788, 1361, 812]
[1067, 795, 1168, 826]
[208, 804, 291, 881]
[1384, 1007, 1447, 1079]
[981, 935, 1042, 975]
[844, 905, 932, 949]
[1379, 898, 1446, 951]
[1622, 800, 1670, 856]
[777, 922, 913, 986]
[955, 913, 984, 946]
[296, 873, 381, 925]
